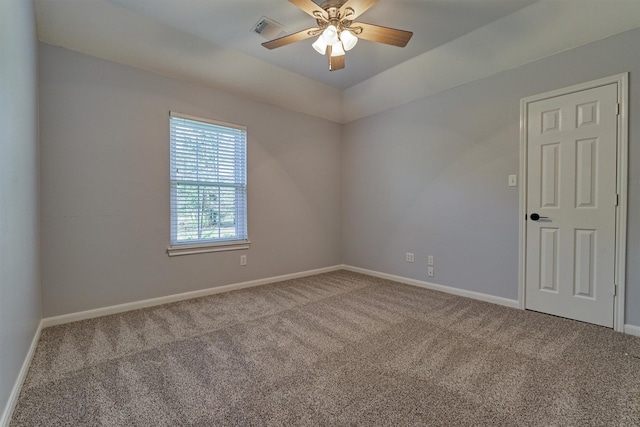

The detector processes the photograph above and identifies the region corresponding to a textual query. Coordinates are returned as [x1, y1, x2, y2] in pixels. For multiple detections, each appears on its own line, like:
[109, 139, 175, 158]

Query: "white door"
[525, 83, 618, 327]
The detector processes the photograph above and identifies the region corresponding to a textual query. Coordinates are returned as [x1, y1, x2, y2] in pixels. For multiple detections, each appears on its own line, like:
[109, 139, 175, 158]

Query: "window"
[168, 113, 248, 256]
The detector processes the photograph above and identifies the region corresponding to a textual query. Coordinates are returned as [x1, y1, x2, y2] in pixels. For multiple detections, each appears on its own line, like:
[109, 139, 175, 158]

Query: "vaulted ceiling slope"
[36, 0, 640, 123]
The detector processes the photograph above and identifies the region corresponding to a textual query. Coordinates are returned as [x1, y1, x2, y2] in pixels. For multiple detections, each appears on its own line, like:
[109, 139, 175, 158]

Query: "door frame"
[518, 73, 629, 332]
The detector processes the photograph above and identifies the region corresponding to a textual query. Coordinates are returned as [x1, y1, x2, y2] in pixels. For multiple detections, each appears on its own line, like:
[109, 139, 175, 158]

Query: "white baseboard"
[1, 320, 43, 427]
[42, 265, 344, 328]
[343, 265, 520, 309]
[624, 324, 640, 337]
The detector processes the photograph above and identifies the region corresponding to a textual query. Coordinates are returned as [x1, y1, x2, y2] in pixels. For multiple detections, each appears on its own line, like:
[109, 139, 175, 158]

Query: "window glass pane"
[170, 114, 247, 246]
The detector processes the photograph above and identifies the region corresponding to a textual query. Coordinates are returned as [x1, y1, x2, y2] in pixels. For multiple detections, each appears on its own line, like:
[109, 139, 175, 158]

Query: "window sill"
[167, 241, 251, 257]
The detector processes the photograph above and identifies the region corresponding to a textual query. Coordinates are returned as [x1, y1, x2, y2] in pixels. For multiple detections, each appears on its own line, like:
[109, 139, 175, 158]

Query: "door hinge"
[613, 284, 617, 296]
[616, 103, 621, 115]
[616, 194, 619, 206]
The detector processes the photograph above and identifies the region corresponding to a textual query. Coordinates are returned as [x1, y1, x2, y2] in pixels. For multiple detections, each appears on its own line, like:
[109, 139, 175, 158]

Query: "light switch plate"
[508, 175, 517, 187]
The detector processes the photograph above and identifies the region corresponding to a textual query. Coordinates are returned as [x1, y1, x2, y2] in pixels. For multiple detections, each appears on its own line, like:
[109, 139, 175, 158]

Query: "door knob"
[530, 213, 549, 221]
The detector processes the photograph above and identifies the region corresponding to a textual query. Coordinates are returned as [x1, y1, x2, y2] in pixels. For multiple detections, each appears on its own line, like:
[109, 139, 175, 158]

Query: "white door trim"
[518, 73, 628, 332]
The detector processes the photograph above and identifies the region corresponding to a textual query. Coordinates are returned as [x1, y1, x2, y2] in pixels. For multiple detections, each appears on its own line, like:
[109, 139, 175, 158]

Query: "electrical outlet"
[428, 266, 434, 277]
[240, 255, 247, 266]
[406, 252, 414, 263]
[428, 256, 434, 266]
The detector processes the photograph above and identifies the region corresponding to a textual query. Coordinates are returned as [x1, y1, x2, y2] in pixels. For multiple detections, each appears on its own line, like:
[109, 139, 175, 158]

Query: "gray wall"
[39, 44, 342, 317]
[0, 0, 42, 421]
[38, 28, 640, 327]
[342, 29, 640, 326]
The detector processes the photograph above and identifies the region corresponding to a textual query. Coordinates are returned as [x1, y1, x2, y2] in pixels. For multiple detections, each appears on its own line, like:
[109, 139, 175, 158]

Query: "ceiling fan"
[262, 0, 413, 71]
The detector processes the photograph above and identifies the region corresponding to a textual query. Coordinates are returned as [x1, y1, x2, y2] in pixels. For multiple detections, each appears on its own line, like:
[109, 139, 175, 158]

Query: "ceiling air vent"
[252, 16, 288, 40]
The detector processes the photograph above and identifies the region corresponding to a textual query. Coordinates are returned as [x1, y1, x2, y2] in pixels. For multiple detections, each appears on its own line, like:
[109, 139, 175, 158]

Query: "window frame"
[167, 112, 249, 257]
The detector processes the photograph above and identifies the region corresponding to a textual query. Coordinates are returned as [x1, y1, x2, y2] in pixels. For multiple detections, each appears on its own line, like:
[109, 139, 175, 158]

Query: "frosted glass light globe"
[330, 41, 345, 57]
[340, 30, 358, 51]
[322, 25, 339, 44]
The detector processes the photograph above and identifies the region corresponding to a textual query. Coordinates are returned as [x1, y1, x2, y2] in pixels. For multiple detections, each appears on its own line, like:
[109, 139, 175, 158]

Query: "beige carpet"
[10, 270, 640, 426]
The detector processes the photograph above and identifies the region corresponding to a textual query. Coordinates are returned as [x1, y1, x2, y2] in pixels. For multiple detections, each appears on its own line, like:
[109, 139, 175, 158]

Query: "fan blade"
[327, 46, 345, 71]
[289, 0, 328, 20]
[262, 27, 321, 49]
[339, 0, 379, 21]
[350, 22, 413, 47]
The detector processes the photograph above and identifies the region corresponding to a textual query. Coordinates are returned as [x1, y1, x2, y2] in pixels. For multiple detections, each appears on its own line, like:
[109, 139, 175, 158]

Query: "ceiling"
[103, 0, 537, 90]
[35, 0, 640, 122]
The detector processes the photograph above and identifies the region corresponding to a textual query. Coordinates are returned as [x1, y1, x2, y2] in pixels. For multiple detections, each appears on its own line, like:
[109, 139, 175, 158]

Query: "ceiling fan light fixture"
[261, 0, 414, 72]
[330, 41, 345, 57]
[340, 29, 358, 51]
[322, 25, 339, 44]
[312, 36, 328, 55]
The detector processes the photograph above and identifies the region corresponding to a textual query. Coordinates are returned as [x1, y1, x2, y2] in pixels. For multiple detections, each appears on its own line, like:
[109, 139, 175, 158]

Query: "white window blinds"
[170, 113, 247, 247]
